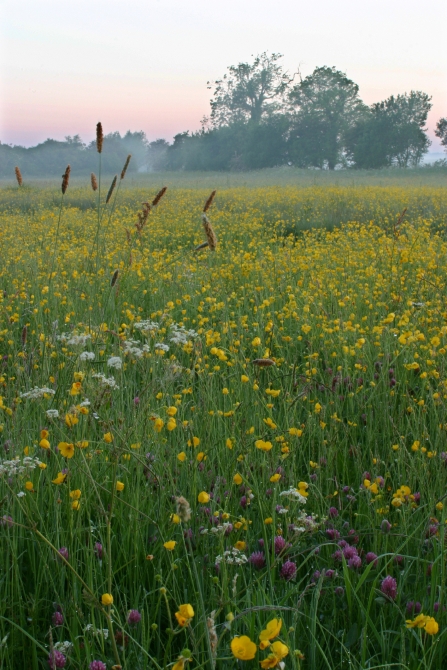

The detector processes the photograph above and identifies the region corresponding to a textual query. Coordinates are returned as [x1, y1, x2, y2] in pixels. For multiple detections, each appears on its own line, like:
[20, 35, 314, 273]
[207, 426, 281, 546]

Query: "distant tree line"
[2, 54, 446, 177]
[0, 131, 147, 179]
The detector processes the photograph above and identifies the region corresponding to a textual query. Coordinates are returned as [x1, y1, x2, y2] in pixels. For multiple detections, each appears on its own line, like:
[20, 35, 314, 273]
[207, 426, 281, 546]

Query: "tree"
[208, 52, 294, 127]
[288, 66, 368, 169]
[435, 118, 447, 153]
[346, 92, 432, 168]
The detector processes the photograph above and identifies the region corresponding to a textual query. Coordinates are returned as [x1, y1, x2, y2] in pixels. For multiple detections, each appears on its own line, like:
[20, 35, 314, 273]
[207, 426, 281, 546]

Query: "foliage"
[288, 67, 368, 169]
[208, 52, 294, 127]
[1, 173, 447, 668]
[346, 92, 433, 168]
[0, 131, 148, 178]
[435, 117, 447, 152]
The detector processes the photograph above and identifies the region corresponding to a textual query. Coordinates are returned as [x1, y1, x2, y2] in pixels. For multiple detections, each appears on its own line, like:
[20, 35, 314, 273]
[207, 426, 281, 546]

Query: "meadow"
[1, 162, 447, 670]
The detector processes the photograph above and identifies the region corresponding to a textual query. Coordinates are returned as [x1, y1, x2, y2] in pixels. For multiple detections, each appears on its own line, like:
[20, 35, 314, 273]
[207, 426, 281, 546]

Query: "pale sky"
[1, 0, 446, 150]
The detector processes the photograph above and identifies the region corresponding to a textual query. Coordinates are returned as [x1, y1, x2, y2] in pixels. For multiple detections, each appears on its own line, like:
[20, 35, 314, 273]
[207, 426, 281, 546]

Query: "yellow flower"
[259, 619, 282, 642]
[171, 514, 180, 524]
[406, 614, 429, 629]
[167, 406, 177, 416]
[198, 491, 210, 503]
[70, 382, 82, 396]
[172, 660, 185, 670]
[196, 452, 206, 462]
[167, 417, 177, 431]
[234, 541, 246, 551]
[25, 481, 33, 491]
[52, 472, 67, 485]
[255, 440, 273, 452]
[164, 541, 176, 550]
[65, 413, 78, 428]
[40, 429, 49, 439]
[69, 489, 81, 500]
[58, 442, 75, 458]
[103, 432, 113, 443]
[231, 635, 257, 661]
[39, 438, 50, 449]
[264, 517, 273, 524]
[263, 418, 277, 430]
[288, 427, 302, 437]
[260, 641, 289, 668]
[252, 337, 261, 347]
[226, 438, 234, 449]
[76, 440, 89, 449]
[71, 500, 80, 510]
[177, 451, 186, 462]
[187, 436, 200, 447]
[175, 603, 194, 627]
[154, 417, 164, 432]
[233, 473, 243, 485]
[297, 481, 309, 497]
[241, 375, 249, 383]
[270, 474, 281, 483]
[424, 617, 439, 635]
[101, 593, 113, 606]
[116, 481, 125, 492]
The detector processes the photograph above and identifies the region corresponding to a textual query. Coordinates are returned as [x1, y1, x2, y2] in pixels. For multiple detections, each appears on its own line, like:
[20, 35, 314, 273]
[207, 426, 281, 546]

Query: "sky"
[1, 0, 446, 152]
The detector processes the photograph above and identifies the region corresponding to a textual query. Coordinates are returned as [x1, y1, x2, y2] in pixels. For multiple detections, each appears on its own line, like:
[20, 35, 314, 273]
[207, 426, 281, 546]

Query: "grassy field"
[0, 168, 447, 669]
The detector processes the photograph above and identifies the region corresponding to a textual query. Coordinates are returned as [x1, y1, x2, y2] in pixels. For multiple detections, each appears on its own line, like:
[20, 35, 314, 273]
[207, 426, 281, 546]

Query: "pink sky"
[1, 0, 446, 151]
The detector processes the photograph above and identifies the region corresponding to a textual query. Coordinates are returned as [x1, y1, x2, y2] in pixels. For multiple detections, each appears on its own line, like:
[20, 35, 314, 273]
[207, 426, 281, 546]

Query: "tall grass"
[0, 155, 446, 669]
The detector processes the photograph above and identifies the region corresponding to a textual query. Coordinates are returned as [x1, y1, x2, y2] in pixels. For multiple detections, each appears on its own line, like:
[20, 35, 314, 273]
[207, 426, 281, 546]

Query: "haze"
[1, 0, 446, 151]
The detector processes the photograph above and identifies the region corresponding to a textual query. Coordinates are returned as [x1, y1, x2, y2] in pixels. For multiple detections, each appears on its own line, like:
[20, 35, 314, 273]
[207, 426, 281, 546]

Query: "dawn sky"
[1, 0, 446, 151]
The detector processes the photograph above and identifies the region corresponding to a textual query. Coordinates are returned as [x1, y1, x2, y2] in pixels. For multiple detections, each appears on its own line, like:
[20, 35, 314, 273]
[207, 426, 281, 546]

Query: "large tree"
[346, 91, 432, 168]
[288, 66, 368, 169]
[435, 117, 447, 153]
[208, 52, 294, 127]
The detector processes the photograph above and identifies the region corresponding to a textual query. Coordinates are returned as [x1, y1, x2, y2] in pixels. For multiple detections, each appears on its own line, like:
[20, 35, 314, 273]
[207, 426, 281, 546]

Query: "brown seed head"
[111, 269, 119, 287]
[251, 358, 276, 367]
[14, 166, 23, 187]
[105, 175, 117, 204]
[152, 186, 167, 207]
[61, 165, 71, 194]
[120, 154, 132, 180]
[203, 190, 216, 213]
[202, 213, 217, 251]
[91, 173, 98, 191]
[96, 122, 104, 153]
[175, 496, 192, 522]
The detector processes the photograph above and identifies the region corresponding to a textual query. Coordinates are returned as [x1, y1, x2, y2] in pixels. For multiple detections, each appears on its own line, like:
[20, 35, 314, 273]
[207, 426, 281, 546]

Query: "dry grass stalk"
[120, 155, 132, 180]
[111, 269, 119, 287]
[152, 186, 167, 207]
[96, 122, 104, 153]
[61, 165, 71, 194]
[14, 166, 23, 187]
[105, 176, 117, 204]
[91, 173, 98, 191]
[135, 202, 151, 234]
[207, 610, 218, 662]
[203, 190, 216, 212]
[202, 213, 217, 251]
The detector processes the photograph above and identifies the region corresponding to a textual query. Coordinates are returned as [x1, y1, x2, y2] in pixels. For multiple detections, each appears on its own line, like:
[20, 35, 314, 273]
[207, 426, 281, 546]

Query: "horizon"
[1, 0, 446, 151]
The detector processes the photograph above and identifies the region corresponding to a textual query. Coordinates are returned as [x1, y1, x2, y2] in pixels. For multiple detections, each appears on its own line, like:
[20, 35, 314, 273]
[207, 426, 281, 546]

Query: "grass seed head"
[120, 155, 132, 180]
[91, 173, 98, 191]
[152, 186, 167, 207]
[203, 190, 216, 213]
[175, 496, 192, 522]
[14, 166, 23, 187]
[96, 122, 104, 153]
[106, 176, 117, 204]
[202, 213, 217, 251]
[61, 165, 71, 194]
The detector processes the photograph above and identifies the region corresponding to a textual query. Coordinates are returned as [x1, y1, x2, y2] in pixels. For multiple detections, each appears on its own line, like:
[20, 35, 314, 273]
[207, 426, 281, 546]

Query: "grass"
[0, 166, 446, 669]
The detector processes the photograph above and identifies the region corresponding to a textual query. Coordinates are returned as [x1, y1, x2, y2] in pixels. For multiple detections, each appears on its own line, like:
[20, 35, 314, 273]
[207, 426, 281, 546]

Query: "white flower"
[79, 399, 91, 407]
[134, 320, 159, 332]
[215, 548, 248, 565]
[79, 351, 95, 361]
[279, 487, 307, 504]
[92, 373, 119, 389]
[20, 387, 55, 400]
[107, 356, 122, 370]
[46, 409, 59, 419]
[155, 342, 170, 352]
[17, 491, 26, 498]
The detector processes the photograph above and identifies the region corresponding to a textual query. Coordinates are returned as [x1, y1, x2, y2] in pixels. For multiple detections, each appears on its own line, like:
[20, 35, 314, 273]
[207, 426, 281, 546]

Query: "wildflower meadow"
[1, 138, 447, 669]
